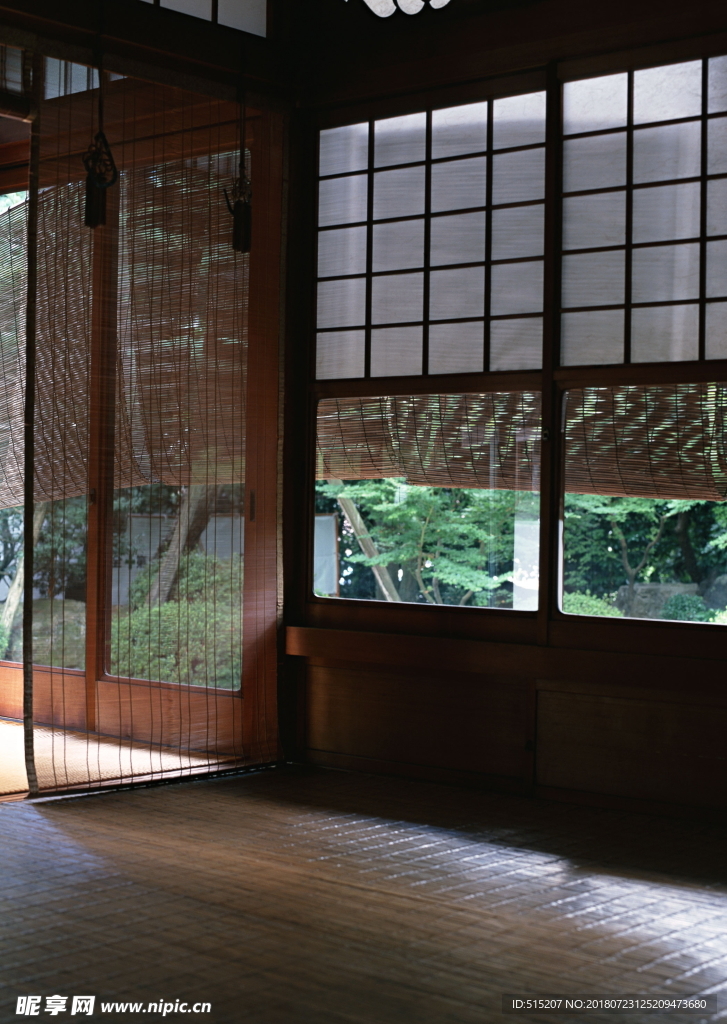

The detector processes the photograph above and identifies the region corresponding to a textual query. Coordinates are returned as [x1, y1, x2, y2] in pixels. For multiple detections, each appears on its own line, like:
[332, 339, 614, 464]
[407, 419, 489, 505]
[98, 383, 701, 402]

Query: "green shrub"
[110, 553, 243, 688]
[562, 591, 622, 617]
[660, 593, 715, 622]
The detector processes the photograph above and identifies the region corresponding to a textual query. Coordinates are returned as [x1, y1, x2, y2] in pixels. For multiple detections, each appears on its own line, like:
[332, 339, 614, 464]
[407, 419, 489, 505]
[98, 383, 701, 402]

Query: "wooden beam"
[85, 184, 119, 732]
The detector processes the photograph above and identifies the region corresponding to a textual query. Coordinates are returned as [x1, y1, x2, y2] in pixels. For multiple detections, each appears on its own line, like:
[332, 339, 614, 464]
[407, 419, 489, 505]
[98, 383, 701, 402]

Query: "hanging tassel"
[225, 88, 251, 254]
[82, 130, 118, 229]
[224, 178, 252, 254]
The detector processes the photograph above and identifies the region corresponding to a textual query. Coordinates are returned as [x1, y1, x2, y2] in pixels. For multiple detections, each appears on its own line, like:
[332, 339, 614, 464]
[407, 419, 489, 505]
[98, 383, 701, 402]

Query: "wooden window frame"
[0, 61, 283, 764]
[292, 31, 727, 665]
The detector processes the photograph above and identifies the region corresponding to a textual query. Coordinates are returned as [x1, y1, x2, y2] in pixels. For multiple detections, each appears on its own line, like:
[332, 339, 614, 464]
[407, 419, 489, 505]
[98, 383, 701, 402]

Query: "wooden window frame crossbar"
[299, 30, 727, 658]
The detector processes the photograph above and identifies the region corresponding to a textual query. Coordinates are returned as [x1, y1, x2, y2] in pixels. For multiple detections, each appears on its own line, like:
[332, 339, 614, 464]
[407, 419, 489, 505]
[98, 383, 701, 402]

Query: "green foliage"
[0, 619, 10, 659]
[34, 497, 87, 600]
[317, 479, 525, 606]
[0, 506, 23, 589]
[561, 591, 622, 617]
[109, 552, 243, 689]
[660, 593, 715, 622]
[563, 494, 727, 602]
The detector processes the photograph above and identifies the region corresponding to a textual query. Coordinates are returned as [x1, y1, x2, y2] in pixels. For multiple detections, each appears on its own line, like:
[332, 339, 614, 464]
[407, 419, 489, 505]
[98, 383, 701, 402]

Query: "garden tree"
[110, 549, 242, 687]
[0, 502, 47, 653]
[563, 495, 727, 615]
[0, 506, 25, 593]
[33, 497, 88, 601]
[317, 479, 518, 606]
[326, 479, 400, 602]
[146, 484, 216, 606]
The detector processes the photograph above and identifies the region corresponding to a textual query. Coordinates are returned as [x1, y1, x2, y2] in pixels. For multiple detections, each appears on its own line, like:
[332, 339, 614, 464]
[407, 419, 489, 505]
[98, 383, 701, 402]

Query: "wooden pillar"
[85, 187, 119, 732]
[242, 107, 286, 764]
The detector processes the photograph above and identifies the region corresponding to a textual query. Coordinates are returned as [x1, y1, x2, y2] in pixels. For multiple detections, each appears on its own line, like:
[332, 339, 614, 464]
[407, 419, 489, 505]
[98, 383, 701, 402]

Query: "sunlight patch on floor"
[0, 718, 232, 797]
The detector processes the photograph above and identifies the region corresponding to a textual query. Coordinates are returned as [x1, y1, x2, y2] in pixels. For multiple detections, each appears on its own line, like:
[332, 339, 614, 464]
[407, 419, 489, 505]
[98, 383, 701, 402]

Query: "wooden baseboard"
[535, 784, 727, 821]
[306, 748, 530, 795]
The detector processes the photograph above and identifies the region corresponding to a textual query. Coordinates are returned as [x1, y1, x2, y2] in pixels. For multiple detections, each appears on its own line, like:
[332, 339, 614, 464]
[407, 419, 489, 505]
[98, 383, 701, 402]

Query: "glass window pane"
[632, 182, 701, 242]
[562, 383, 727, 623]
[316, 331, 366, 379]
[709, 55, 727, 114]
[370, 326, 422, 376]
[492, 91, 546, 149]
[372, 220, 425, 272]
[707, 239, 727, 297]
[562, 192, 626, 250]
[490, 261, 543, 316]
[707, 178, 727, 236]
[429, 266, 485, 319]
[490, 318, 542, 370]
[491, 205, 544, 260]
[706, 301, 727, 358]
[631, 304, 699, 362]
[318, 226, 367, 278]
[317, 278, 366, 328]
[318, 175, 368, 228]
[315, 392, 541, 608]
[563, 133, 626, 192]
[110, 485, 243, 688]
[561, 310, 624, 365]
[374, 112, 427, 167]
[633, 122, 701, 184]
[428, 321, 483, 373]
[371, 272, 424, 324]
[429, 211, 486, 266]
[160, 0, 211, 17]
[632, 243, 700, 303]
[217, 0, 266, 35]
[563, 73, 628, 134]
[373, 166, 425, 219]
[708, 116, 727, 175]
[31, 498, 87, 670]
[492, 149, 545, 204]
[431, 101, 488, 159]
[320, 123, 369, 176]
[562, 250, 625, 308]
[430, 156, 487, 213]
[633, 60, 702, 124]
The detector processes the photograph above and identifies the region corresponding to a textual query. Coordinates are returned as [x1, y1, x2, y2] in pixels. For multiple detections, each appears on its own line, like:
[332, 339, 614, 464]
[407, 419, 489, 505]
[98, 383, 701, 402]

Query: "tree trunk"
[147, 485, 216, 607]
[328, 479, 401, 602]
[675, 510, 701, 583]
[1, 502, 47, 654]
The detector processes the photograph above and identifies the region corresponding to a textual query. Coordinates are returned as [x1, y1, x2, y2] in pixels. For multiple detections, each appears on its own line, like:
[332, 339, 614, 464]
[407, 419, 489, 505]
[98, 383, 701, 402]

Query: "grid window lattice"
[561, 57, 727, 367]
[316, 94, 546, 379]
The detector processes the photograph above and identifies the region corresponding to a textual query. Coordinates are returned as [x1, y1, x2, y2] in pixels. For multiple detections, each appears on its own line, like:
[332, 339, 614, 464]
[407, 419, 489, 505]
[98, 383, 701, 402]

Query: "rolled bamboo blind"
[316, 393, 542, 490]
[317, 384, 727, 500]
[564, 384, 727, 500]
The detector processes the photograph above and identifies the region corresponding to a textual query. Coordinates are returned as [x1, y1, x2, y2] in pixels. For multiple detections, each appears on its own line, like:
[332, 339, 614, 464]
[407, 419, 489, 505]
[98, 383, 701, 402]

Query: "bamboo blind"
[0, 65, 250, 796]
[317, 385, 727, 500]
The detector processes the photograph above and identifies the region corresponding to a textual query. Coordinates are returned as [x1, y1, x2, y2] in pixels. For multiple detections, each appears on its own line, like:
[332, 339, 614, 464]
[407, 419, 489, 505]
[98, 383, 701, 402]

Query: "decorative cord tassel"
[83, 131, 118, 229]
[224, 179, 252, 254]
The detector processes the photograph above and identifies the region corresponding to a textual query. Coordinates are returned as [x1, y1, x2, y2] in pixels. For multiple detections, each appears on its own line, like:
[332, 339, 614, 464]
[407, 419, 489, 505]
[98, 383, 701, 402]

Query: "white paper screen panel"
[316, 91, 546, 379]
[140, 0, 266, 35]
[561, 55, 727, 368]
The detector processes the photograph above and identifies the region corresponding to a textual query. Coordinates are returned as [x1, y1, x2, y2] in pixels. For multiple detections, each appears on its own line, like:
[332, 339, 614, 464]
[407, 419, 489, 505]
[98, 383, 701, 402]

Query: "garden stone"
[615, 582, 698, 618]
[703, 574, 727, 610]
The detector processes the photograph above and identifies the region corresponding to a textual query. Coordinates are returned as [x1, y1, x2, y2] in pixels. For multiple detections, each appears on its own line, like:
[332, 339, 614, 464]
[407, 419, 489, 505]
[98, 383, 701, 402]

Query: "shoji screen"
[561, 56, 727, 365]
[316, 92, 546, 379]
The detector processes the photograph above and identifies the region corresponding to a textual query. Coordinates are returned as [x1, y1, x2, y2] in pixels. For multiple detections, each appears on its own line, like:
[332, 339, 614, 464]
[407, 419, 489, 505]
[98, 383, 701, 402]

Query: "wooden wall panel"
[0, 663, 243, 756]
[536, 689, 727, 809]
[307, 664, 528, 784]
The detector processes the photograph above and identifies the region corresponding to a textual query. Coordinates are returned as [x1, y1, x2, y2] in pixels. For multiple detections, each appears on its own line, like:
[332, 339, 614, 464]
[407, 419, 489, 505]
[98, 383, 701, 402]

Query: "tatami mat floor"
[0, 766, 726, 1023]
[0, 718, 227, 796]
